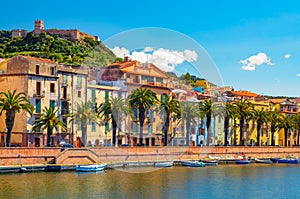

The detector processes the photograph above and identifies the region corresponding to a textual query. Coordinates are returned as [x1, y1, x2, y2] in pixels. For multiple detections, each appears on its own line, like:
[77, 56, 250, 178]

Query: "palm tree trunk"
[206, 116, 211, 146]
[47, 128, 52, 147]
[139, 108, 145, 146]
[82, 123, 87, 146]
[284, 128, 288, 146]
[5, 110, 15, 147]
[163, 113, 170, 146]
[257, 123, 261, 146]
[224, 116, 229, 146]
[240, 117, 244, 146]
[186, 117, 191, 146]
[297, 128, 300, 146]
[112, 118, 117, 146]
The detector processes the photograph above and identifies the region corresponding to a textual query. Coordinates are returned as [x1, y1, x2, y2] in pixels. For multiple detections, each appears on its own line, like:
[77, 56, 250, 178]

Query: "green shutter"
[92, 89, 96, 103]
[92, 122, 96, 132]
[148, 124, 152, 134]
[105, 91, 109, 102]
[63, 75, 67, 86]
[50, 100, 55, 109]
[36, 99, 41, 113]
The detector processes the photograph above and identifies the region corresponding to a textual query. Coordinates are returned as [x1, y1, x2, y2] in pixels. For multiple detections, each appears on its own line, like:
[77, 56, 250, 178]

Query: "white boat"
[154, 161, 174, 167]
[182, 161, 205, 167]
[76, 164, 105, 172]
[254, 158, 273, 164]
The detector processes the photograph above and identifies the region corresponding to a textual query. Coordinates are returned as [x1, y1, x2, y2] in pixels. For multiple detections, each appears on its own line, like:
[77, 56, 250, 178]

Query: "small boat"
[208, 155, 221, 160]
[154, 161, 174, 167]
[201, 160, 218, 166]
[235, 159, 251, 165]
[271, 158, 299, 164]
[76, 164, 105, 172]
[182, 161, 205, 167]
[255, 158, 273, 164]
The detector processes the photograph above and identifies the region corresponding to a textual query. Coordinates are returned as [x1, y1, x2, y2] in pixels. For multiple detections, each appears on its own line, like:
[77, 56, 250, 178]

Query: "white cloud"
[284, 54, 291, 59]
[297, 74, 300, 77]
[240, 52, 273, 71]
[110, 46, 129, 57]
[110, 46, 198, 72]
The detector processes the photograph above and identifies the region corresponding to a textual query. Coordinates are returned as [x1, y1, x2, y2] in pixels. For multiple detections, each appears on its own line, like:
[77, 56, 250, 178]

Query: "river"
[0, 164, 299, 199]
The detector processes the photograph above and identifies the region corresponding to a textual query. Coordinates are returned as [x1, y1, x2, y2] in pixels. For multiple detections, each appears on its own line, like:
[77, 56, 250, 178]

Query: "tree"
[266, 111, 280, 146]
[220, 102, 237, 146]
[251, 109, 267, 146]
[232, 99, 253, 145]
[277, 114, 293, 146]
[159, 95, 181, 146]
[32, 107, 66, 147]
[180, 101, 199, 146]
[128, 88, 158, 145]
[0, 90, 33, 147]
[291, 113, 300, 146]
[199, 99, 214, 146]
[71, 101, 98, 146]
[98, 96, 128, 146]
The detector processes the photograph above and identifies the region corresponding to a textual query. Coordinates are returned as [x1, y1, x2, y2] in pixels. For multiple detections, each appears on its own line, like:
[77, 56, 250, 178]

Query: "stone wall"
[1, 146, 300, 166]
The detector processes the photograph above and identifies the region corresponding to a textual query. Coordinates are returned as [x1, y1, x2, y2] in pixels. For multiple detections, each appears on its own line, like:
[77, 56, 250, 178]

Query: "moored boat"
[76, 164, 105, 172]
[201, 160, 218, 166]
[154, 161, 174, 167]
[182, 161, 205, 167]
[235, 159, 251, 165]
[254, 158, 272, 164]
[270, 158, 299, 164]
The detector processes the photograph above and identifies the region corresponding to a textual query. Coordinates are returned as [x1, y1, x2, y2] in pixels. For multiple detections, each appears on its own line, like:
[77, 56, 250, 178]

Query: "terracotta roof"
[18, 56, 56, 64]
[231, 90, 259, 97]
[267, 98, 287, 104]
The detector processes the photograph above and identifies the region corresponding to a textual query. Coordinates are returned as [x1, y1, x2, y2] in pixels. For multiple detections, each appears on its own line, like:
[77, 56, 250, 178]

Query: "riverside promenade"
[1, 146, 300, 166]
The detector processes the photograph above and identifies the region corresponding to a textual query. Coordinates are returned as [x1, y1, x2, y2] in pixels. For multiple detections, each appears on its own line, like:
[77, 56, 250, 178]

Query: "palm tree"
[128, 88, 158, 145]
[32, 107, 66, 147]
[199, 99, 213, 146]
[221, 102, 237, 146]
[277, 114, 293, 146]
[159, 95, 181, 146]
[0, 89, 34, 147]
[291, 113, 300, 146]
[98, 96, 128, 146]
[232, 99, 253, 145]
[251, 109, 267, 146]
[180, 101, 199, 146]
[266, 111, 280, 146]
[71, 101, 98, 146]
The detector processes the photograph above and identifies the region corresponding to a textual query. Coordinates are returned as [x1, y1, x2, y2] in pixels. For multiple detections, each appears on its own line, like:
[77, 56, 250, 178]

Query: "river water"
[0, 164, 299, 199]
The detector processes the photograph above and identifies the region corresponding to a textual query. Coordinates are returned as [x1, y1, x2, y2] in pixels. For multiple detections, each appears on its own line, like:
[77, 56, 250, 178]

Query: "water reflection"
[0, 165, 300, 199]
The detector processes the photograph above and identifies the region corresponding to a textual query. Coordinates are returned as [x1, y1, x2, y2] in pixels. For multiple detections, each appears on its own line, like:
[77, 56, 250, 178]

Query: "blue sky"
[1, 0, 300, 96]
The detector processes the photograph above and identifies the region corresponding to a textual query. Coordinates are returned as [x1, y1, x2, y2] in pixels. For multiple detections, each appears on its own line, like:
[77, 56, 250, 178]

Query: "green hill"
[0, 31, 116, 67]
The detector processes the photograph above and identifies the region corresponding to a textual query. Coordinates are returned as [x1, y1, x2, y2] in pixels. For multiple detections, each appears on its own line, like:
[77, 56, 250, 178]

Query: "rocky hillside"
[0, 31, 116, 67]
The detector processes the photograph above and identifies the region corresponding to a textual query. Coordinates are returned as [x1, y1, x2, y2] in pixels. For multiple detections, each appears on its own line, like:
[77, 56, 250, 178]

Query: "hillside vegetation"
[0, 31, 116, 67]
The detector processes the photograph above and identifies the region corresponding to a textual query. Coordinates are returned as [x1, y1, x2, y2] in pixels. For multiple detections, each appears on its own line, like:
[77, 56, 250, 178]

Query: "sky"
[1, 0, 300, 96]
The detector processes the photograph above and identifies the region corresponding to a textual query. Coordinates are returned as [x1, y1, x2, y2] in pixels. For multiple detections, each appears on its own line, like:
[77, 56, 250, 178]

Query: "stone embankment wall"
[1, 147, 300, 166]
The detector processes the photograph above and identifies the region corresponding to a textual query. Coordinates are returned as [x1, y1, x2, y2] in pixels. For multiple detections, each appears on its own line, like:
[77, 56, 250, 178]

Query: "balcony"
[33, 93, 44, 98]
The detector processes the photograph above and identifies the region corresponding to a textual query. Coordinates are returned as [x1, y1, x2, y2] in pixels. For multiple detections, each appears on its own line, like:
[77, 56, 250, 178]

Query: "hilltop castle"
[11, 20, 99, 41]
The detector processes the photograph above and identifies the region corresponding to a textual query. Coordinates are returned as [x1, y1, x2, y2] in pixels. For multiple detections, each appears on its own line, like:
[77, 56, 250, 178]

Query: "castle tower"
[34, 20, 44, 35]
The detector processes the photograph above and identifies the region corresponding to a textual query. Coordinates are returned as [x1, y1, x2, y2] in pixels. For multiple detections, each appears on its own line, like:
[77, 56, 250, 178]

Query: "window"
[63, 87, 67, 99]
[92, 122, 96, 132]
[156, 77, 163, 83]
[61, 101, 69, 115]
[148, 124, 152, 134]
[63, 75, 67, 86]
[78, 91, 81, 98]
[131, 122, 139, 134]
[78, 122, 82, 131]
[36, 82, 41, 95]
[142, 75, 154, 83]
[50, 83, 55, 93]
[77, 76, 82, 88]
[126, 74, 130, 78]
[62, 118, 67, 126]
[36, 99, 41, 114]
[51, 67, 55, 75]
[50, 100, 55, 109]
[92, 90, 96, 103]
[36, 65, 40, 74]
